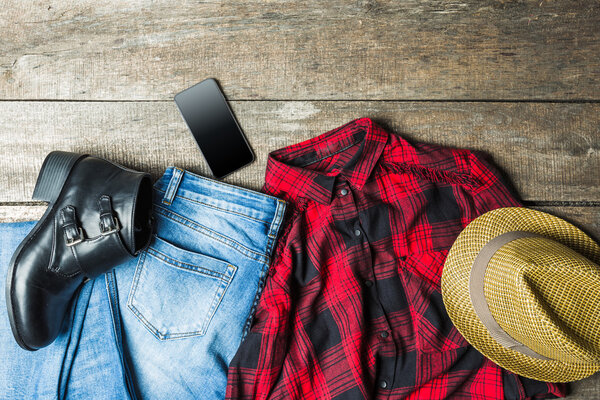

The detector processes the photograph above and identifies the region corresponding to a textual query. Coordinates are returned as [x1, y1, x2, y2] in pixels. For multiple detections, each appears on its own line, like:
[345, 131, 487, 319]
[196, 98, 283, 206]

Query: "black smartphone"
[174, 78, 254, 179]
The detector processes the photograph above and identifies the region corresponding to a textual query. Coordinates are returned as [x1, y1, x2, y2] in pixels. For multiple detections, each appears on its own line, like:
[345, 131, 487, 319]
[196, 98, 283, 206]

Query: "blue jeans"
[0, 167, 286, 399]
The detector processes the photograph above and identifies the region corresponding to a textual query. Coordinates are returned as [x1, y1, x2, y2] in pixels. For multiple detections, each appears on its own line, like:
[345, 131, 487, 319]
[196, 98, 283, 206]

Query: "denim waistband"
[153, 167, 286, 241]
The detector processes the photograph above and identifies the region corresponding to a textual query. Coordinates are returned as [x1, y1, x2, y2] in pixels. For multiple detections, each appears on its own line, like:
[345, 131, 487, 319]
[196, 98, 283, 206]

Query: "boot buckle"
[100, 215, 120, 236]
[99, 195, 120, 236]
[66, 227, 84, 247]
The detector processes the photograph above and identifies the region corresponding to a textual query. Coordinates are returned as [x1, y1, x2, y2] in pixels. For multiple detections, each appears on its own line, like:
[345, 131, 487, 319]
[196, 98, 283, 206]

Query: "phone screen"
[174, 79, 254, 179]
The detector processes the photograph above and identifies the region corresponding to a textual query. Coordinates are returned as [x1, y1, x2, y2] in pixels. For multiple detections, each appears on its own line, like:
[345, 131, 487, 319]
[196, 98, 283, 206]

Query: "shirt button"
[354, 229, 361, 237]
[364, 280, 373, 287]
[340, 189, 348, 196]
[379, 380, 388, 389]
[380, 331, 389, 339]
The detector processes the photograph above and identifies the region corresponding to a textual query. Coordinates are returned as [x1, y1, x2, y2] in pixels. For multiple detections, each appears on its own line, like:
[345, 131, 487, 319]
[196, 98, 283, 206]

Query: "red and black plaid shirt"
[226, 118, 566, 399]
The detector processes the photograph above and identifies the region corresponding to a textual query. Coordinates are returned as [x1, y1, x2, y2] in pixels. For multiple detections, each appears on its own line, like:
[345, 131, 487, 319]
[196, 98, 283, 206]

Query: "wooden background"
[0, 0, 598, 397]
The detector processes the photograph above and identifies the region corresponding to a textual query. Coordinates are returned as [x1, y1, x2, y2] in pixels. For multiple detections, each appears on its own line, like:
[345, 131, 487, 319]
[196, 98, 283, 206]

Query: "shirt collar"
[264, 118, 388, 205]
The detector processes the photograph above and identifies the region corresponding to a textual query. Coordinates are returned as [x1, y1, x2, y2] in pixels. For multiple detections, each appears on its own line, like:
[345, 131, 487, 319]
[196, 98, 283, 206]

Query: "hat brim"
[441, 207, 600, 382]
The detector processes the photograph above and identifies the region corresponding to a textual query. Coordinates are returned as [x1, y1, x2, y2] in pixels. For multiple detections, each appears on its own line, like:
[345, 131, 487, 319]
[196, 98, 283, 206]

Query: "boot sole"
[6, 151, 87, 351]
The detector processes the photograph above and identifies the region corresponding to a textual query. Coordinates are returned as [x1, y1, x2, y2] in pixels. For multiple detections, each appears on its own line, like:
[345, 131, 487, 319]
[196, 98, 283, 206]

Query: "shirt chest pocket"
[127, 236, 237, 340]
[401, 252, 469, 353]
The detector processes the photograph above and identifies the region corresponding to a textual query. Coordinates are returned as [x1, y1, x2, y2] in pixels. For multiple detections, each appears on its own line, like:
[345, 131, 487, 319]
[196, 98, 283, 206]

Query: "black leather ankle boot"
[6, 151, 153, 351]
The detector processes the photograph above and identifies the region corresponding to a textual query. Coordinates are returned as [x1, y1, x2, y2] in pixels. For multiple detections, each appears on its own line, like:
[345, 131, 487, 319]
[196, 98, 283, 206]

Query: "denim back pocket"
[127, 236, 237, 340]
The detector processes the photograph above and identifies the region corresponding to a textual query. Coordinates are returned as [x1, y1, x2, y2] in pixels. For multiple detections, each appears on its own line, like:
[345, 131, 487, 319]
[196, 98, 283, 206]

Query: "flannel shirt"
[226, 118, 566, 399]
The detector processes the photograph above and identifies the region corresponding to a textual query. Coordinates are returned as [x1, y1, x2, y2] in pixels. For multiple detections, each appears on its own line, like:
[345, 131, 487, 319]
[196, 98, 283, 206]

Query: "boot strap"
[61, 206, 84, 246]
[59, 196, 131, 278]
[98, 195, 120, 235]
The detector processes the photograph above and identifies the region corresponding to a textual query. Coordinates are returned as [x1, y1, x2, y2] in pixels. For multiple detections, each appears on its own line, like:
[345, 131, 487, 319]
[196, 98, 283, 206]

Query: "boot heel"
[32, 151, 87, 202]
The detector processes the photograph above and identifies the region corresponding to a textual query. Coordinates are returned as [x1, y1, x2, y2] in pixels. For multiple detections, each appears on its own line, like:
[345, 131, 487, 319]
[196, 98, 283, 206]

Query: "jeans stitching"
[240, 259, 270, 342]
[127, 251, 166, 339]
[126, 246, 238, 340]
[265, 200, 286, 257]
[105, 271, 137, 399]
[153, 205, 268, 263]
[200, 264, 237, 336]
[127, 251, 146, 307]
[155, 187, 273, 225]
[240, 201, 287, 341]
[161, 168, 183, 206]
[147, 247, 233, 281]
[164, 167, 282, 201]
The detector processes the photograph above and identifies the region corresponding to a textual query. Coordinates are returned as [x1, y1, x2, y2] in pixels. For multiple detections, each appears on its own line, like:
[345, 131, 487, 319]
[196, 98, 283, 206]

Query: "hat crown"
[485, 237, 600, 364]
[442, 207, 600, 382]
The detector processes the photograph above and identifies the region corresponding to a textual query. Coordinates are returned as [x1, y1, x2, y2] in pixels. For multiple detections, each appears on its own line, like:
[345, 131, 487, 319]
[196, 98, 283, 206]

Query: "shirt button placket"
[338, 182, 393, 395]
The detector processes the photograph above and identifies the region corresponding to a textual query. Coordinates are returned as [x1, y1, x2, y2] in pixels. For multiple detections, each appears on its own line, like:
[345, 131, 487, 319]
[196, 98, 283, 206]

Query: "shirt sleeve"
[225, 212, 296, 400]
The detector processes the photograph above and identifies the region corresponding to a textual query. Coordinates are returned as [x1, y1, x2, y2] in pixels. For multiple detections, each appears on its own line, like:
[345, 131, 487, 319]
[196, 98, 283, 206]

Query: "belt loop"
[266, 199, 287, 254]
[162, 168, 184, 206]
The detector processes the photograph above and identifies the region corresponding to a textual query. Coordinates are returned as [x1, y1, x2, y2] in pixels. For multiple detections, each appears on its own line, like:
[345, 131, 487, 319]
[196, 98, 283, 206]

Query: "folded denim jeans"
[0, 167, 286, 399]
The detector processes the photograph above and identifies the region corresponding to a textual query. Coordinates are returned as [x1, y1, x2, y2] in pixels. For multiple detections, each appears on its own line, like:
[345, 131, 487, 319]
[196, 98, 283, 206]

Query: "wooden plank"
[0, 0, 599, 101]
[570, 373, 600, 400]
[0, 101, 598, 202]
[0, 205, 46, 222]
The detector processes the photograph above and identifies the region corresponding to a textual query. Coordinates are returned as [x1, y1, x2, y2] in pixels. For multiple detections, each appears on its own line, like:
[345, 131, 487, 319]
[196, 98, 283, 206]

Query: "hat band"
[469, 231, 550, 360]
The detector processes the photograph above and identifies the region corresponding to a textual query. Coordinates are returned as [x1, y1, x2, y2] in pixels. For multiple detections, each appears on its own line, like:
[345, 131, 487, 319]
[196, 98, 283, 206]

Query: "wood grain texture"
[569, 372, 600, 399]
[1, 0, 599, 396]
[0, 101, 597, 202]
[0, 0, 599, 101]
[0, 205, 46, 222]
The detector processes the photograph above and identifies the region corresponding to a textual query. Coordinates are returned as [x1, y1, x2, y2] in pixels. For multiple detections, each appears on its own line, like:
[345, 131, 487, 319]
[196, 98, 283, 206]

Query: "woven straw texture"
[441, 207, 600, 382]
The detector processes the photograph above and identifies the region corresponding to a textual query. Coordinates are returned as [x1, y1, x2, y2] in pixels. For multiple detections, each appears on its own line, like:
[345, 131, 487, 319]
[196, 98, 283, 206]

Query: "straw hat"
[441, 207, 600, 382]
